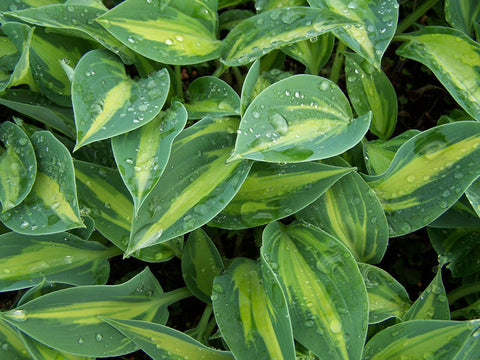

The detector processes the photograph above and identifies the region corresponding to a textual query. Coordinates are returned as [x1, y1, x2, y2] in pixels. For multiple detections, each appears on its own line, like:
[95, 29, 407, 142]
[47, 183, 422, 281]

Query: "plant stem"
[447, 282, 480, 304]
[174, 65, 183, 98]
[395, 0, 441, 34]
[163, 287, 192, 306]
[194, 303, 213, 341]
[212, 63, 228, 78]
[231, 66, 244, 93]
[329, 41, 346, 84]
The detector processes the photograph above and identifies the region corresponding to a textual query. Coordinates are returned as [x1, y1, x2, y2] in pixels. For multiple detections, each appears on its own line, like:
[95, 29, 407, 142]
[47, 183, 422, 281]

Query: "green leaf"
[0, 131, 83, 235]
[345, 52, 397, 139]
[428, 227, 480, 277]
[0, 121, 36, 212]
[256, 0, 308, 12]
[101, 317, 234, 360]
[240, 59, 261, 116]
[454, 325, 480, 359]
[396, 27, 480, 122]
[6, 3, 136, 64]
[430, 195, 480, 229]
[363, 320, 480, 360]
[0, 0, 62, 12]
[364, 121, 480, 237]
[281, 33, 334, 75]
[230, 74, 371, 163]
[72, 49, 170, 150]
[221, 6, 355, 66]
[403, 268, 450, 321]
[0, 231, 118, 292]
[219, 9, 254, 32]
[96, 0, 221, 65]
[358, 263, 411, 324]
[261, 221, 368, 360]
[210, 161, 352, 229]
[0, 319, 30, 360]
[212, 258, 296, 360]
[0, 89, 75, 137]
[128, 117, 252, 255]
[308, 0, 399, 69]
[297, 157, 388, 263]
[181, 229, 224, 303]
[466, 178, 480, 217]
[112, 102, 187, 213]
[0, 268, 176, 357]
[74, 160, 183, 263]
[185, 76, 240, 119]
[445, 0, 480, 36]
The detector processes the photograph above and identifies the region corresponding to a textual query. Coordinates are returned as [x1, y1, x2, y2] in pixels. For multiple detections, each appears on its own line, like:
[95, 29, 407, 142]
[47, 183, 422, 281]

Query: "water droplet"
[5, 309, 27, 322]
[95, 333, 103, 342]
[330, 320, 341, 333]
[305, 319, 314, 327]
[19, 221, 29, 229]
[407, 175, 416, 183]
[270, 113, 289, 135]
[212, 283, 224, 294]
[78, 338, 85, 344]
[165, 38, 173, 45]
[252, 111, 260, 119]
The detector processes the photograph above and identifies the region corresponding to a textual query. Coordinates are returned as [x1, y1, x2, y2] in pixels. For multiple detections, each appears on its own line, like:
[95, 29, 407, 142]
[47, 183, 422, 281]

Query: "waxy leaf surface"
[72, 49, 169, 150]
[0, 319, 29, 360]
[396, 27, 480, 122]
[365, 121, 480, 237]
[112, 102, 187, 213]
[466, 178, 480, 217]
[129, 117, 252, 255]
[0, 121, 36, 212]
[0, 131, 83, 235]
[211, 161, 352, 229]
[261, 221, 368, 360]
[231, 74, 371, 163]
[212, 258, 295, 360]
[445, 0, 480, 36]
[102, 318, 234, 360]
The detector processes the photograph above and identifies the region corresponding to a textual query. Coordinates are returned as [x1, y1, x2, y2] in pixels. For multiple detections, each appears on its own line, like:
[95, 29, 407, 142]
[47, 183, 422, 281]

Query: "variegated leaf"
[358, 263, 411, 324]
[74, 160, 183, 263]
[112, 102, 187, 213]
[308, 0, 399, 69]
[101, 318, 234, 360]
[210, 161, 352, 229]
[466, 178, 480, 217]
[128, 117, 252, 255]
[363, 320, 480, 360]
[185, 77, 240, 119]
[0, 268, 190, 357]
[72, 49, 170, 150]
[97, 0, 221, 65]
[0, 0, 62, 12]
[364, 121, 480, 237]
[0, 131, 83, 234]
[240, 58, 261, 116]
[0, 319, 30, 360]
[445, 0, 480, 36]
[429, 195, 480, 229]
[261, 221, 368, 360]
[212, 257, 295, 360]
[221, 6, 355, 66]
[0, 121, 36, 212]
[230, 74, 371, 163]
[181, 229, 224, 303]
[396, 27, 480, 122]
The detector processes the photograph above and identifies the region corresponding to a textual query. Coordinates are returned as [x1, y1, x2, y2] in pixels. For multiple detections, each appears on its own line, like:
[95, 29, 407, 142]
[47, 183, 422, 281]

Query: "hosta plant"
[1, 0, 480, 359]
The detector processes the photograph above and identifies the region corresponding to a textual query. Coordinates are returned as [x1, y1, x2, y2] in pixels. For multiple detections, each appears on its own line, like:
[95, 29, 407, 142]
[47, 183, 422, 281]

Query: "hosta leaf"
[308, 0, 399, 69]
[230, 74, 371, 163]
[181, 229, 224, 303]
[0, 232, 119, 292]
[221, 6, 355, 66]
[219, 9, 254, 31]
[101, 318, 234, 360]
[428, 227, 480, 277]
[185, 77, 240, 119]
[255, 0, 308, 12]
[261, 221, 368, 360]
[128, 117, 252, 255]
[455, 326, 480, 359]
[0, 121, 36, 212]
[358, 263, 411, 324]
[364, 121, 480, 237]
[0, 0, 62, 12]
[363, 129, 421, 175]
[96, 0, 221, 65]
[404, 268, 450, 321]
[445, 0, 480, 36]
[0, 268, 182, 357]
[219, 0, 251, 9]
[281, 33, 335, 75]
[16, 279, 73, 306]
[0, 319, 29, 360]
[74, 160, 183, 263]
[430, 195, 480, 229]
[6, 3, 136, 64]
[112, 102, 187, 213]
[0, 131, 83, 235]
[0, 89, 75, 137]
[210, 161, 352, 229]
[396, 27, 480, 122]
[212, 258, 295, 360]
[363, 320, 480, 360]
[240, 59, 261, 116]
[466, 178, 480, 217]
[72, 49, 169, 150]
[345, 52, 397, 139]
[297, 157, 388, 263]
